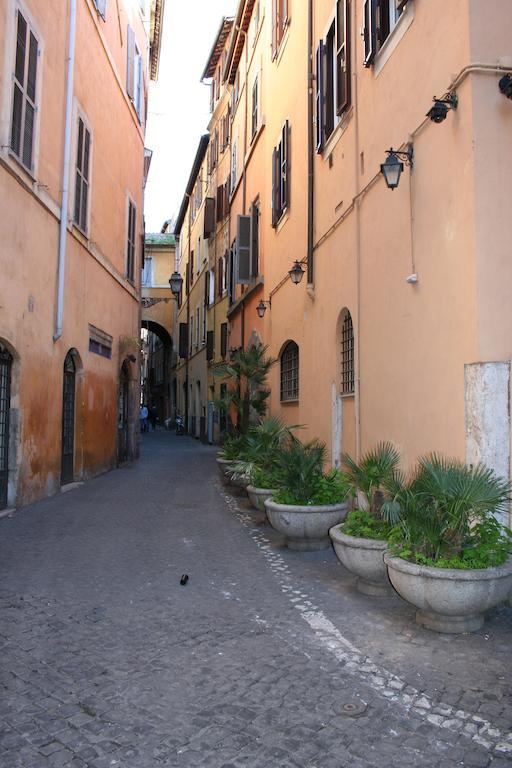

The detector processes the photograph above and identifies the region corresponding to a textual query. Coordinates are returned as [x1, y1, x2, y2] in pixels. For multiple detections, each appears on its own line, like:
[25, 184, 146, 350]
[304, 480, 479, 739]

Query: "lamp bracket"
[432, 91, 458, 109]
[385, 145, 414, 167]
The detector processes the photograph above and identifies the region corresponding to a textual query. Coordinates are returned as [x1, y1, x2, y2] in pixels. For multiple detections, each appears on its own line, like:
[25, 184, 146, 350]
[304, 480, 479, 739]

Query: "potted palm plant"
[329, 443, 401, 596]
[384, 455, 512, 633]
[216, 434, 249, 485]
[264, 439, 350, 550]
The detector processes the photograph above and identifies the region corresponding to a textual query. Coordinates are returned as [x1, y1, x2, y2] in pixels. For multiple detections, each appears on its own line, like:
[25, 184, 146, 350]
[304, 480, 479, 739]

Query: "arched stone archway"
[60, 348, 84, 486]
[0, 338, 21, 510]
[140, 319, 175, 426]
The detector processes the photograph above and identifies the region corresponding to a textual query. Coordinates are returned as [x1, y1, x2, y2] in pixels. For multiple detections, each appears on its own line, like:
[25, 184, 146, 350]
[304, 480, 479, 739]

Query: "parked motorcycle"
[175, 414, 185, 435]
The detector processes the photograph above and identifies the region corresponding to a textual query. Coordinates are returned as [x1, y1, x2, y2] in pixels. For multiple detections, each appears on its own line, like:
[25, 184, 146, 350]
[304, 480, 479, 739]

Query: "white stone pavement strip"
[220, 484, 512, 758]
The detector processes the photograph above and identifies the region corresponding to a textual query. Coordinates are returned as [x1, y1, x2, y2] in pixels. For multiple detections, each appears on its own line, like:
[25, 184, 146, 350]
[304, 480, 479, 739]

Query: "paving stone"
[0, 433, 510, 768]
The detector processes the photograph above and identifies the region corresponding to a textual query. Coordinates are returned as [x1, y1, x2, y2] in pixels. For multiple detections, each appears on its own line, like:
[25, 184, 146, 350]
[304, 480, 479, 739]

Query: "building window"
[10, 10, 39, 171]
[142, 256, 153, 286]
[231, 138, 238, 192]
[272, 121, 290, 227]
[89, 325, 112, 359]
[93, 0, 107, 19]
[126, 25, 143, 122]
[364, 0, 407, 67]
[280, 341, 299, 401]
[251, 76, 259, 140]
[340, 309, 354, 394]
[272, 0, 289, 58]
[74, 117, 91, 233]
[126, 199, 136, 282]
[316, 0, 351, 152]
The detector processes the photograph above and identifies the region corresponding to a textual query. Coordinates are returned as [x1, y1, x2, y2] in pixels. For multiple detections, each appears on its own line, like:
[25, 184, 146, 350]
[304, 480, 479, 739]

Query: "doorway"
[61, 351, 76, 485]
[117, 360, 130, 464]
[0, 345, 12, 508]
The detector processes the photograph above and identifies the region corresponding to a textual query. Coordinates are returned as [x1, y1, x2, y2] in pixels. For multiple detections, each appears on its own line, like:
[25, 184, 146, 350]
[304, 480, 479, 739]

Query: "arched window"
[340, 309, 354, 395]
[280, 341, 299, 401]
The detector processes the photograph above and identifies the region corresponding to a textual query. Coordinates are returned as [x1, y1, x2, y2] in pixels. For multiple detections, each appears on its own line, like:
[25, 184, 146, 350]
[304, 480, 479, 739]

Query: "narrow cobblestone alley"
[1, 433, 511, 768]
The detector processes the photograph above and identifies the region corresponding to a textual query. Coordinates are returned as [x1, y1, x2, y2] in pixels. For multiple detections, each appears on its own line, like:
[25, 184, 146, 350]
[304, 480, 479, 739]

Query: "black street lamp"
[256, 300, 271, 318]
[380, 146, 413, 191]
[289, 260, 305, 285]
[169, 271, 183, 297]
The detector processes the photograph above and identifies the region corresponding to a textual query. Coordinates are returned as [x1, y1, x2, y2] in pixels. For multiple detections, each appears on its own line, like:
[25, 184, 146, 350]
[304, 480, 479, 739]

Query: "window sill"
[245, 119, 265, 165]
[340, 391, 355, 399]
[321, 107, 353, 159]
[374, 2, 415, 77]
[8, 149, 37, 183]
[275, 207, 290, 233]
[273, 21, 291, 66]
[281, 398, 299, 404]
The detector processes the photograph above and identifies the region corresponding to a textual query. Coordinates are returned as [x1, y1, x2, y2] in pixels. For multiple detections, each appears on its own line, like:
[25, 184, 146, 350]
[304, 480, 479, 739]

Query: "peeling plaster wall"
[465, 361, 511, 526]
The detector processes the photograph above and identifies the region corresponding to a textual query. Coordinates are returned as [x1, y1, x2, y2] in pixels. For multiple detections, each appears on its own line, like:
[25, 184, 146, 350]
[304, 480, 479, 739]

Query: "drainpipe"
[353, 0, 362, 461]
[307, 0, 314, 285]
[54, 0, 77, 342]
[235, 24, 248, 349]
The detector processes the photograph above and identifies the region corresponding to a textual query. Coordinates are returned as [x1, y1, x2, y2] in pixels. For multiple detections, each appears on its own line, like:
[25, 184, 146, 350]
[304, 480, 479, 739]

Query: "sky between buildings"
[144, 0, 238, 234]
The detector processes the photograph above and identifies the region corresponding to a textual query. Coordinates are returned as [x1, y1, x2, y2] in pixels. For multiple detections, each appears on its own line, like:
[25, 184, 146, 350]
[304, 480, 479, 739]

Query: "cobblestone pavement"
[1, 432, 511, 768]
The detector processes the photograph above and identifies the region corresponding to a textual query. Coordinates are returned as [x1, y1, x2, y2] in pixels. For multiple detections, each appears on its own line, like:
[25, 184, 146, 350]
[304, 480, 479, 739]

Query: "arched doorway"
[117, 360, 130, 464]
[332, 308, 356, 467]
[140, 321, 173, 427]
[0, 344, 13, 509]
[61, 350, 77, 485]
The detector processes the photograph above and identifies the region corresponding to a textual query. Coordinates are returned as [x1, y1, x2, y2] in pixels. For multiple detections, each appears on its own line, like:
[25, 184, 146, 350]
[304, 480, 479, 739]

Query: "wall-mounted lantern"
[289, 261, 305, 285]
[169, 271, 183, 298]
[256, 299, 271, 318]
[499, 74, 512, 100]
[380, 145, 413, 191]
[426, 92, 458, 123]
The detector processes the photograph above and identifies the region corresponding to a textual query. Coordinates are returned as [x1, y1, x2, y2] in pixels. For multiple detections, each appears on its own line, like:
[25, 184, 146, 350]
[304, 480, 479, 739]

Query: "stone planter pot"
[265, 499, 348, 551]
[384, 553, 512, 633]
[247, 485, 275, 513]
[329, 526, 392, 596]
[216, 458, 235, 485]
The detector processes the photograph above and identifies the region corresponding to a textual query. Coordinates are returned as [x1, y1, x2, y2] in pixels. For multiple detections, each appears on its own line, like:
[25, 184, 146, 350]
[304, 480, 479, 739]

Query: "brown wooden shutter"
[224, 180, 230, 215]
[216, 186, 223, 222]
[336, 0, 351, 115]
[236, 215, 251, 283]
[179, 323, 188, 358]
[283, 121, 290, 212]
[126, 25, 135, 98]
[204, 270, 209, 306]
[220, 323, 228, 358]
[190, 251, 194, 284]
[271, 0, 278, 57]
[315, 42, 325, 152]
[206, 330, 214, 361]
[218, 256, 223, 296]
[204, 196, 215, 238]
[363, 0, 376, 67]
[271, 148, 278, 227]
[250, 204, 259, 278]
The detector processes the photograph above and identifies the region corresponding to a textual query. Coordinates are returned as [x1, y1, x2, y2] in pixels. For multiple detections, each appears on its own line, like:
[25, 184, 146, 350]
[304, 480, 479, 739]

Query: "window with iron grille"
[280, 341, 299, 401]
[126, 199, 136, 282]
[10, 10, 39, 172]
[74, 117, 91, 233]
[340, 309, 354, 394]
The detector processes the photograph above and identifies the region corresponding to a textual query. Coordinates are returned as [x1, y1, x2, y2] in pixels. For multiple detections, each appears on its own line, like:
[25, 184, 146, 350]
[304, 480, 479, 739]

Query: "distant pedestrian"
[149, 405, 158, 431]
[140, 404, 149, 433]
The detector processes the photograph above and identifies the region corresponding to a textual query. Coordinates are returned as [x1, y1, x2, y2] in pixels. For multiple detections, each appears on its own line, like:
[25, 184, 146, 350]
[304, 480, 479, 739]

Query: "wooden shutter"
[220, 323, 228, 358]
[126, 25, 135, 99]
[218, 257, 223, 296]
[179, 323, 188, 358]
[11, 13, 38, 170]
[284, 121, 291, 211]
[224, 180, 230, 215]
[216, 186, 224, 222]
[204, 196, 215, 238]
[396, 0, 407, 10]
[271, 148, 278, 227]
[206, 331, 214, 361]
[190, 251, 194, 284]
[315, 42, 324, 152]
[363, 0, 377, 67]
[271, 0, 278, 58]
[250, 204, 259, 278]
[336, 0, 351, 115]
[236, 215, 251, 284]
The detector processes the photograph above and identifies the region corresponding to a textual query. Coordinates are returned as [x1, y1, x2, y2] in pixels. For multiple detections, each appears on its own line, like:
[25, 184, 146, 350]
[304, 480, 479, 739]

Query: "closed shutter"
[315, 42, 324, 152]
[271, 148, 278, 227]
[95, 0, 107, 18]
[220, 323, 228, 358]
[179, 323, 188, 358]
[236, 215, 251, 284]
[74, 119, 91, 232]
[336, 0, 351, 115]
[281, 121, 290, 213]
[224, 180, 230, 215]
[271, 0, 278, 58]
[126, 25, 135, 99]
[218, 257, 223, 296]
[206, 331, 214, 361]
[204, 196, 216, 238]
[250, 203, 259, 278]
[10, 12, 38, 171]
[216, 186, 224, 222]
[363, 0, 377, 67]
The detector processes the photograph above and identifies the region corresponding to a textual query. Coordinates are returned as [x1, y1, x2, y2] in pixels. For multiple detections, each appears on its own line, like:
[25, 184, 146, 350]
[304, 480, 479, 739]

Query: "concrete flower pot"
[216, 458, 234, 485]
[247, 485, 275, 513]
[265, 499, 348, 551]
[384, 553, 512, 633]
[329, 526, 392, 596]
